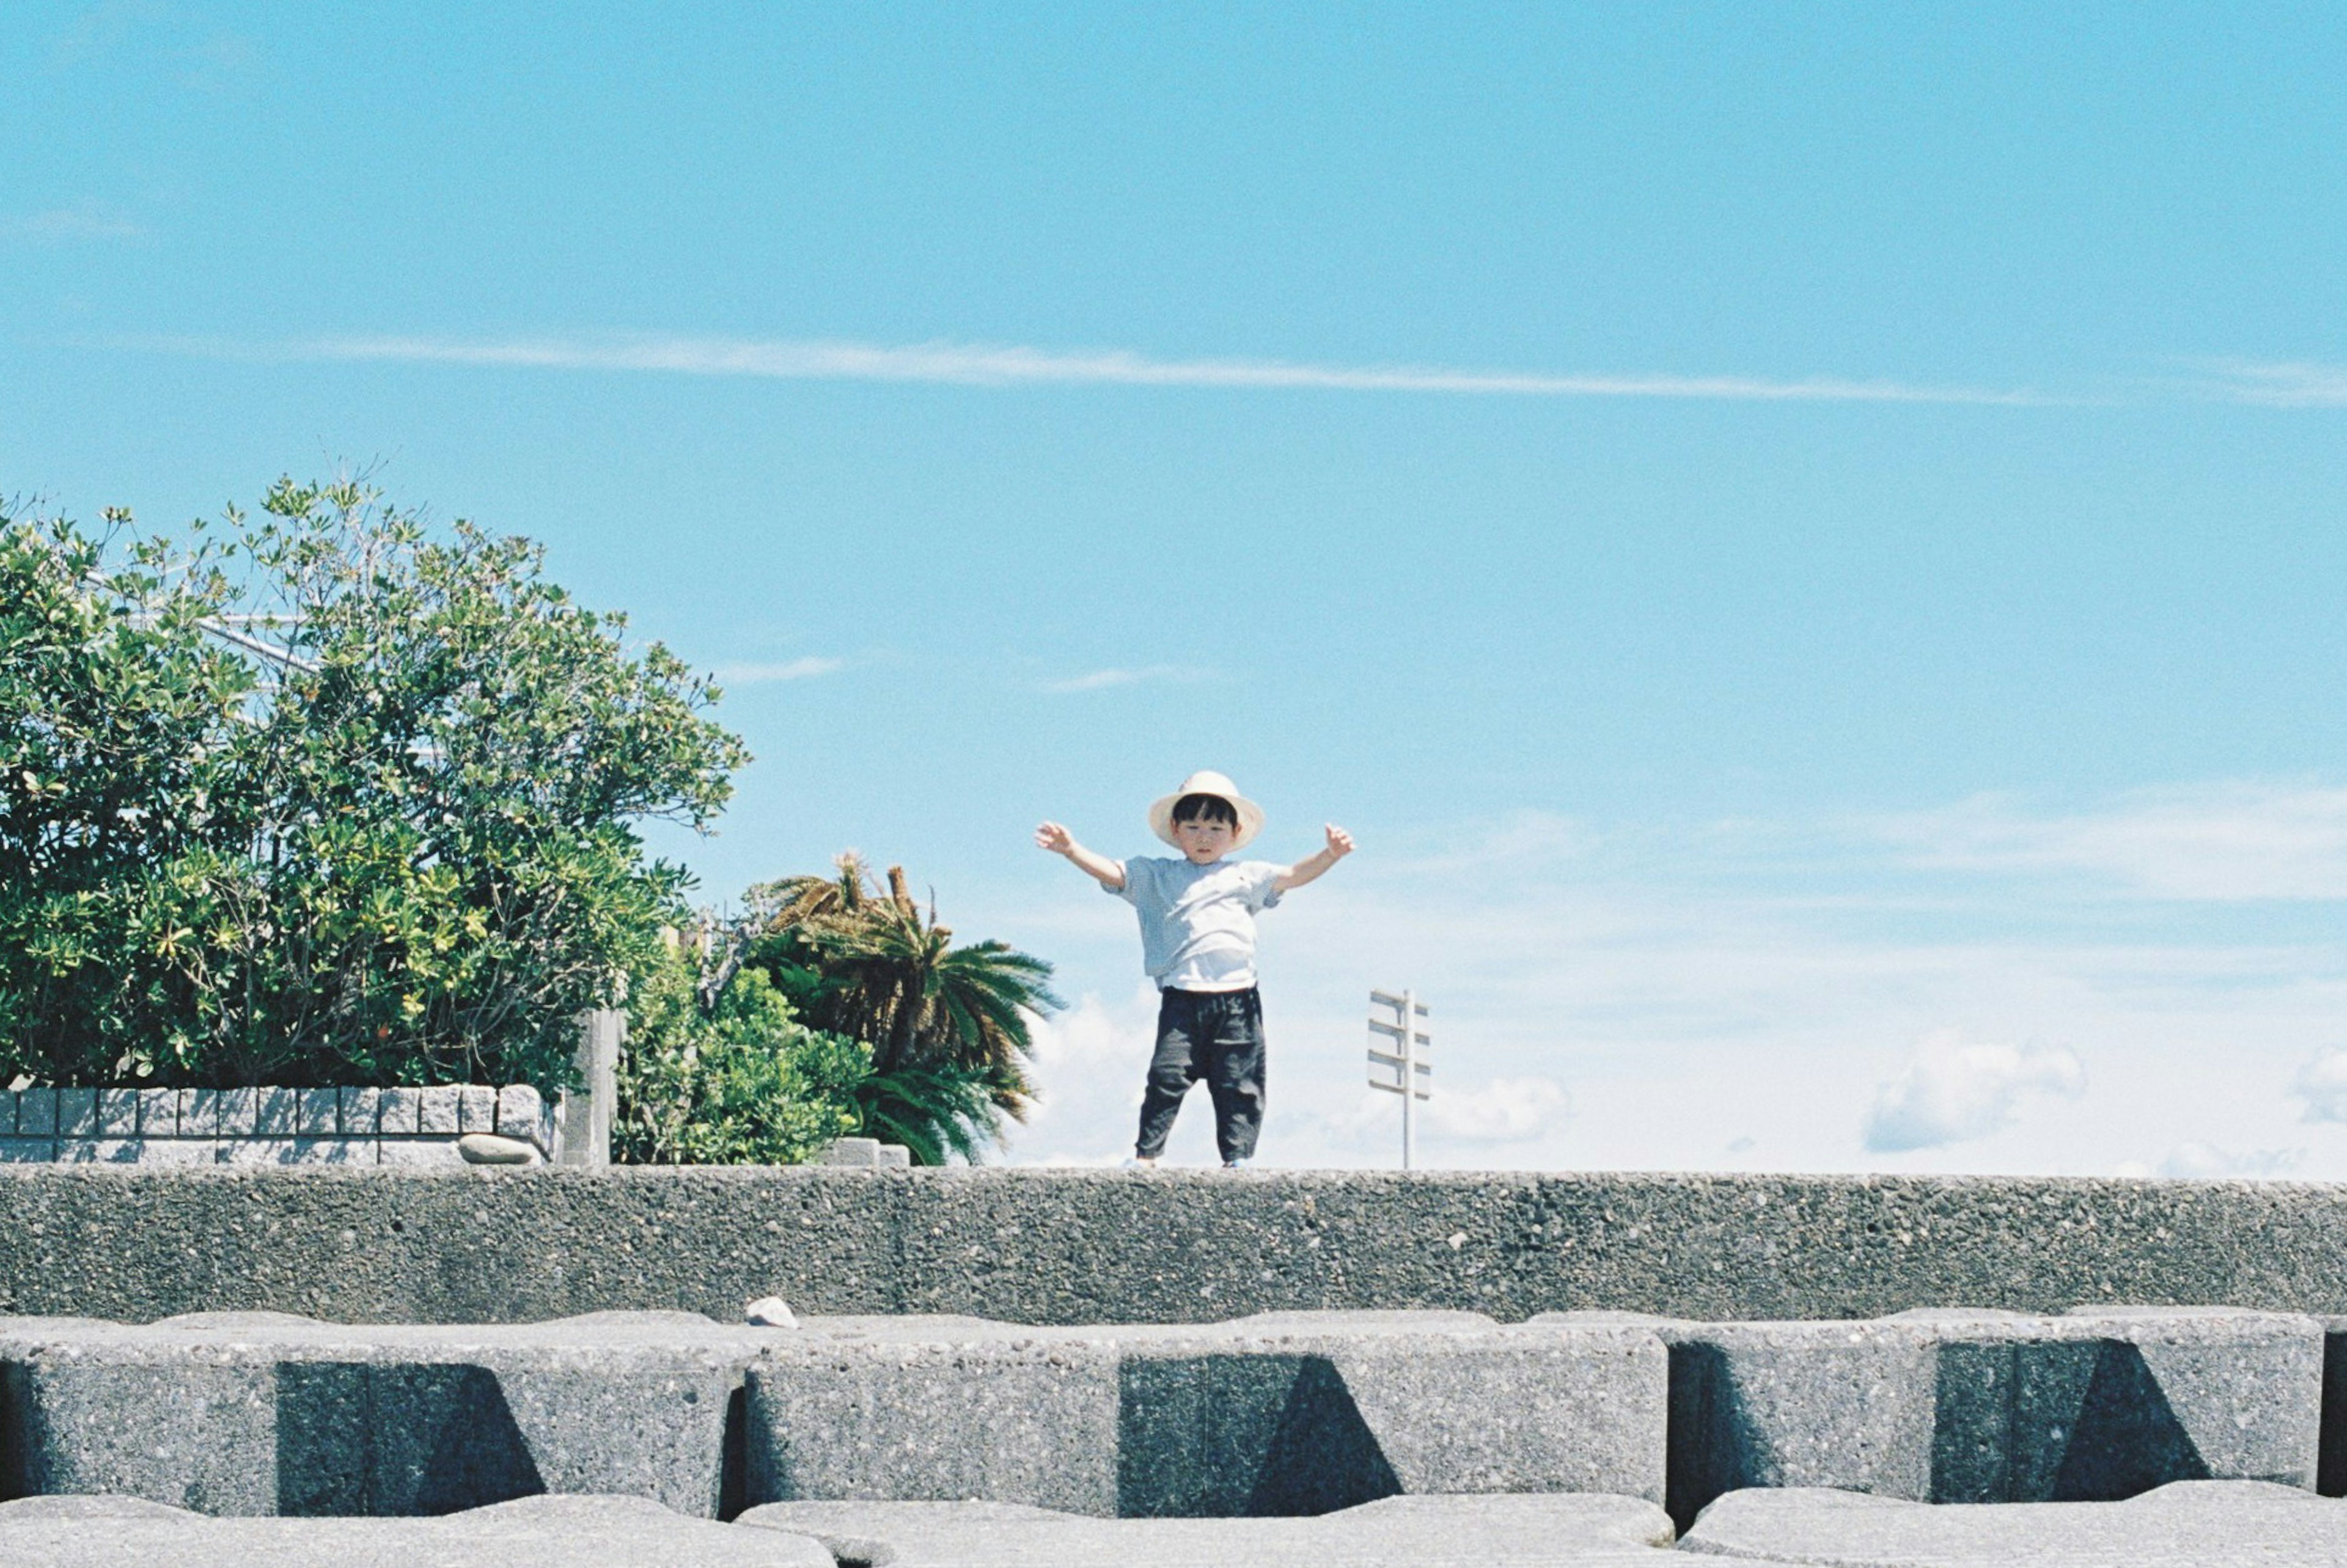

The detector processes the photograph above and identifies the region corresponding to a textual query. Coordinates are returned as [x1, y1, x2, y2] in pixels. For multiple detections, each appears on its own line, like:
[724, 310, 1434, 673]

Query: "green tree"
[733, 854, 1062, 1161]
[0, 480, 747, 1091]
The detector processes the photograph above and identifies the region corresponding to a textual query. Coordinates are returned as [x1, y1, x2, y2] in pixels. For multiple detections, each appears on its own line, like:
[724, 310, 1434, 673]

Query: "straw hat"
[1147, 771, 1265, 850]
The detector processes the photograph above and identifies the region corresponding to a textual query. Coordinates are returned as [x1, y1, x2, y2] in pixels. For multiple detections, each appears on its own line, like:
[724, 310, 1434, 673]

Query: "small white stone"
[455, 1132, 541, 1166]
[746, 1295, 799, 1328]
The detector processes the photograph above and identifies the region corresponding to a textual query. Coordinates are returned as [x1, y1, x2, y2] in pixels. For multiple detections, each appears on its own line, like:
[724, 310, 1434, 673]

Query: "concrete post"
[555, 1008, 622, 1168]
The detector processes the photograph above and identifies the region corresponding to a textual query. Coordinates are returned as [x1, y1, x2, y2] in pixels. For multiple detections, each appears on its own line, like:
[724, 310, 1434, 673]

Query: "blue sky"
[10, 2, 2347, 1174]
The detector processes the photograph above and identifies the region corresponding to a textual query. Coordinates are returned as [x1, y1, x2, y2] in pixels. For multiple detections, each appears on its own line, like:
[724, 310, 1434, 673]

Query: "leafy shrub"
[613, 942, 867, 1165]
[0, 480, 746, 1091]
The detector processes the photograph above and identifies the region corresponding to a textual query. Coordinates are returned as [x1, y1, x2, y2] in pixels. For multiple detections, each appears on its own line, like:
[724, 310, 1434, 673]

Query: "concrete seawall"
[2, 1167, 2343, 1325]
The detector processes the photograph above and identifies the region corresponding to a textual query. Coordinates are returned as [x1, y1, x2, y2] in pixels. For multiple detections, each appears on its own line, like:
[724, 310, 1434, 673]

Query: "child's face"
[1172, 813, 1236, 863]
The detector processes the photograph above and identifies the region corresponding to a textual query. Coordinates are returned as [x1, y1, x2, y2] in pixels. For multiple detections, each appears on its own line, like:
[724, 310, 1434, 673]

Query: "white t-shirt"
[1111, 855, 1285, 992]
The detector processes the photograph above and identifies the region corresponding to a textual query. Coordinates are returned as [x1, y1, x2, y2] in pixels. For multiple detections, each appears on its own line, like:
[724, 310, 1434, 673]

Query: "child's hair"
[1171, 793, 1240, 829]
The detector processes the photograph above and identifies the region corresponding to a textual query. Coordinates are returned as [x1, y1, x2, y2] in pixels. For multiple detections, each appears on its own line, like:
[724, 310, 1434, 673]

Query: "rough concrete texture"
[0, 1310, 790, 1517]
[4, 1167, 2347, 1327]
[1678, 1479, 2347, 1565]
[748, 1311, 1666, 1515]
[738, 1492, 1680, 1566]
[1606, 1306, 2323, 1530]
[0, 1492, 831, 1567]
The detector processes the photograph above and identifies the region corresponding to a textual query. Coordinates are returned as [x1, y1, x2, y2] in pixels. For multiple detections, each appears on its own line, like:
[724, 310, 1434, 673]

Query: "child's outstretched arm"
[1035, 821, 1126, 890]
[1274, 824, 1356, 892]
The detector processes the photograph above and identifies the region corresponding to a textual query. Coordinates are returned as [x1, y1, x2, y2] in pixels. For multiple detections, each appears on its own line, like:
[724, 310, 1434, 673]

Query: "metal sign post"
[1367, 989, 1431, 1169]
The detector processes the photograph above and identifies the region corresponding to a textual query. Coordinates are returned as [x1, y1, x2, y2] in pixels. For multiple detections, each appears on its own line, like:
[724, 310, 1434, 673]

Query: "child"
[1035, 771, 1354, 1168]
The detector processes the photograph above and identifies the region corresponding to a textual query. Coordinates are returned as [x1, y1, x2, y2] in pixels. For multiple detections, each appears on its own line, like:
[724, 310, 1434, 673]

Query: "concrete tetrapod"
[1677, 1479, 2347, 1566]
[0, 1310, 791, 1517]
[1529, 1306, 2324, 1530]
[737, 1492, 1681, 1567]
[0, 1493, 831, 1568]
[747, 1310, 1669, 1515]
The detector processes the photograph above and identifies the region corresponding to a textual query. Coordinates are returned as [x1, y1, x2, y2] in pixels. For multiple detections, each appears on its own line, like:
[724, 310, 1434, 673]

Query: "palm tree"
[739, 854, 1061, 1156]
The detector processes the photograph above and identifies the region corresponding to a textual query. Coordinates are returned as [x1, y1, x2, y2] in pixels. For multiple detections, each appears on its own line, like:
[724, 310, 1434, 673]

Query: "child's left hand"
[1324, 824, 1355, 858]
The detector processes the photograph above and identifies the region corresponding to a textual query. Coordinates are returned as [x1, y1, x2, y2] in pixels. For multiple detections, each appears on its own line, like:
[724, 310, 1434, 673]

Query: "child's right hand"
[1034, 821, 1075, 855]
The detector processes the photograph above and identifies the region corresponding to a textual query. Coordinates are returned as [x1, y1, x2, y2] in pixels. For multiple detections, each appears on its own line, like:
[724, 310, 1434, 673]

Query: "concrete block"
[496, 1084, 543, 1143]
[378, 1086, 422, 1135]
[97, 1089, 138, 1137]
[255, 1087, 298, 1137]
[0, 1493, 835, 1566]
[130, 1140, 221, 1167]
[296, 1088, 338, 1136]
[1613, 1306, 2323, 1531]
[0, 1316, 794, 1521]
[747, 1311, 1667, 1516]
[419, 1085, 461, 1135]
[2319, 1316, 2346, 1498]
[58, 1139, 153, 1164]
[13, 1088, 54, 1137]
[1680, 1479, 2347, 1566]
[338, 1086, 381, 1136]
[173, 1088, 202, 1134]
[0, 1138, 56, 1162]
[820, 1137, 884, 1167]
[186, 1090, 228, 1137]
[738, 1493, 1678, 1567]
[0, 1091, 13, 1136]
[457, 1085, 498, 1133]
[54, 1088, 96, 1137]
[375, 1139, 463, 1167]
[136, 1088, 178, 1135]
[878, 1143, 913, 1168]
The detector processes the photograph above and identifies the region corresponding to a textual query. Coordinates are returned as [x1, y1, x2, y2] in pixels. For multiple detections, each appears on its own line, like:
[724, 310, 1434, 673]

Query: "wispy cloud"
[1041, 664, 1210, 694]
[10, 202, 147, 243]
[2153, 1141, 2302, 1180]
[713, 656, 843, 685]
[2290, 1047, 2347, 1123]
[1868, 783, 2347, 901]
[133, 331, 2048, 405]
[2189, 361, 2347, 407]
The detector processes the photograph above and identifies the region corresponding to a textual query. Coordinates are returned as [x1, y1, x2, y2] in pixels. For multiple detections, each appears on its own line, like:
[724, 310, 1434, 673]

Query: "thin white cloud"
[138, 331, 2048, 405]
[2191, 361, 2347, 408]
[1423, 1076, 1574, 1144]
[1041, 664, 1208, 694]
[1862, 1032, 2086, 1152]
[10, 202, 147, 243]
[2290, 1047, 2347, 1123]
[2154, 1141, 2302, 1180]
[713, 657, 843, 685]
[1868, 783, 2347, 901]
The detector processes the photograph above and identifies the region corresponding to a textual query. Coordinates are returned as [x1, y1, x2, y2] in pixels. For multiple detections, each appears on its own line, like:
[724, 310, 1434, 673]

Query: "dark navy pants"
[1136, 986, 1266, 1162]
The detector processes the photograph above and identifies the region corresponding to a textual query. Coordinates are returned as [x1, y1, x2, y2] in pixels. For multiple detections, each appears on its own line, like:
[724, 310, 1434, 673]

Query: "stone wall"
[0, 1167, 2343, 1325]
[0, 1086, 552, 1167]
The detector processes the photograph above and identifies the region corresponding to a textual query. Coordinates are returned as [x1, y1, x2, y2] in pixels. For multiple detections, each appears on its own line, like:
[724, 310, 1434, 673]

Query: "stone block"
[1613, 1306, 2324, 1531]
[97, 1090, 138, 1137]
[337, 1086, 382, 1137]
[54, 1088, 96, 1137]
[0, 1138, 56, 1162]
[57, 1139, 152, 1164]
[174, 1088, 204, 1135]
[13, 1088, 54, 1137]
[296, 1089, 338, 1136]
[375, 1140, 463, 1167]
[0, 1091, 13, 1137]
[2320, 1316, 2346, 1498]
[136, 1088, 178, 1136]
[0, 1492, 837, 1566]
[0, 1316, 793, 1521]
[419, 1085, 461, 1135]
[459, 1085, 498, 1134]
[878, 1143, 912, 1168]
[496, 1085, 543, 1143]
[820, 1137, 884, 1167]
[738, 1493, 1678, 1567]
[1680, 1479, 2347, 1566]
[378, 1086, 423, 1135]
[255, 1087, 298, 1137]
[126, 1140, 221, 1167]
[747, 1311, 1667, 1516]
